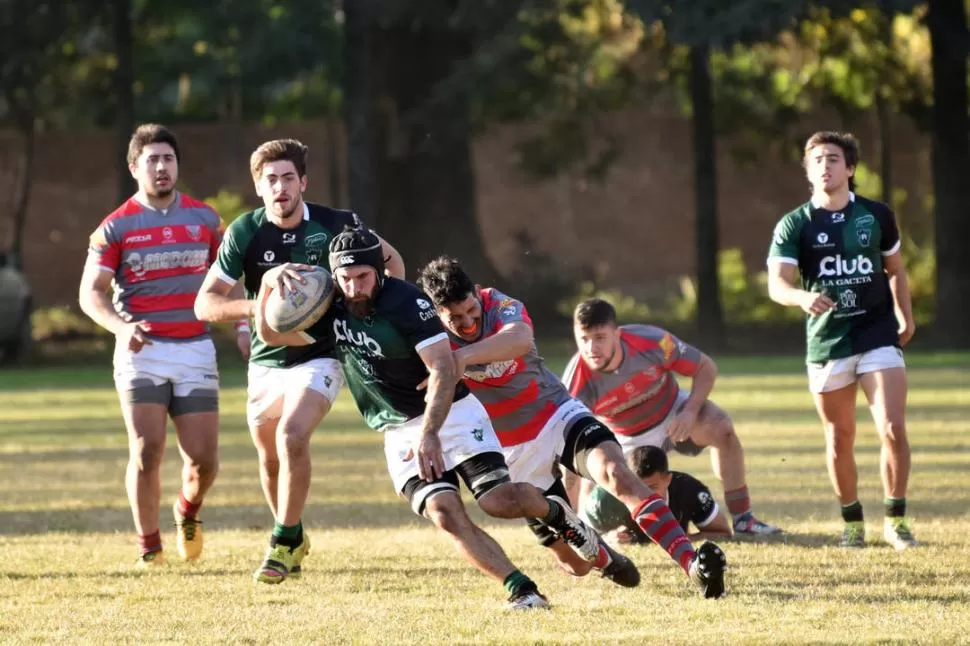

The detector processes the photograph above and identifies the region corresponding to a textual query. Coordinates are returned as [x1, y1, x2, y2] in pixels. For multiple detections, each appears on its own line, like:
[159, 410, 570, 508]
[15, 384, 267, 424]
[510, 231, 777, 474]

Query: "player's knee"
[477, 483, 529, 519]
[130, 438, 165, 472]
[425, 500, 468, 536]
[278, 422, 311, 458]
[880, 419, 909, 448]
[190, 452, 219, 480]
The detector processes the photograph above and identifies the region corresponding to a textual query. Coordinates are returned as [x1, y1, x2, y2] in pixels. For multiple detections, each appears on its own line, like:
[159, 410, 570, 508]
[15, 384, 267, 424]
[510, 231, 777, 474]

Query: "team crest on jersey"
[857, 228, 871, 247]
[304, 232, 329, 265]
[659, 333, 676, 361]
[185, 225, 201, 241]
[162, 227, 175, 243]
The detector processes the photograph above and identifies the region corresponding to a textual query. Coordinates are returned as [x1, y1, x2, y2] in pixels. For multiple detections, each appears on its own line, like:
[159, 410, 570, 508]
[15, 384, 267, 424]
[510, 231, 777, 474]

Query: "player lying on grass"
[581, 445, 732, 546]
[252, 227, 619, 609]
[417, 256, 727, 599]
[563, 298, 782, 537]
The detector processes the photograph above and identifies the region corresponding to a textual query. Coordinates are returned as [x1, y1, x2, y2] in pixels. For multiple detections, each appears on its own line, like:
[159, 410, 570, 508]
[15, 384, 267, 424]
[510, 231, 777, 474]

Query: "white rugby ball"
[264, 266, 335, 333]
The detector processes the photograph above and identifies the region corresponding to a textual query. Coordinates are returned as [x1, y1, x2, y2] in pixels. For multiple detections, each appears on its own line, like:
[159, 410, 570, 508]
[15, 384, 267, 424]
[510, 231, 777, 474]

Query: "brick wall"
[0, 107, 932, 308]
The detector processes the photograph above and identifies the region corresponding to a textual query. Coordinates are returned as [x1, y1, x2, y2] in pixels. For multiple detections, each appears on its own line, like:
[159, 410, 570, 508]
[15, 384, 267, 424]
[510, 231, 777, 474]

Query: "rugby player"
[79, 124, 246, 565]
[254, 228, 621, 609]
[194, 139, 405, 583]
[767, 131, 916, 550]
[563, 298, 782, 536]
[581, 446, 732, 545]
[417, 257, 729, 599]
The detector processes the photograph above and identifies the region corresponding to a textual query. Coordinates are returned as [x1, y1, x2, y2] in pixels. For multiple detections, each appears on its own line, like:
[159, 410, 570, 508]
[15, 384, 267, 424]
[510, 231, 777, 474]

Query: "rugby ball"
[264, 266, 335, 333]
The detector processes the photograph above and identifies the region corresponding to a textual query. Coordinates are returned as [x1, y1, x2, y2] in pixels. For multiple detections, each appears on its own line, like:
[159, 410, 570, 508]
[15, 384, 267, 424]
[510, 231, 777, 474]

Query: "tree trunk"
[346, 4, 498, 284]
[927, 0, 970, 348]
[876, 12, 893, 208]
[11, 124, 35, 268]
[113, 0, 135, 201]
[689, 44, 725, 349]
[343, 0, 379, 224]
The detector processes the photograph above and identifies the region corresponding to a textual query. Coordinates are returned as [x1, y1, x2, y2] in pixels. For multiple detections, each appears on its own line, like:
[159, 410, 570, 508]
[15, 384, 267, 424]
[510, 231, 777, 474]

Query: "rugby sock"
[138, 530, 162, 555]
[885, 497, 906, 519]
[270, 521, 303, 548]
[840, 500, 864, 524]
[724, 485, 752, 518]
[592, 544, 612, 570]
[502, 570, 535, 596]
[176, 490, 202, 520]
[540, 497, 565, 528]
[632, 495, 695, 573]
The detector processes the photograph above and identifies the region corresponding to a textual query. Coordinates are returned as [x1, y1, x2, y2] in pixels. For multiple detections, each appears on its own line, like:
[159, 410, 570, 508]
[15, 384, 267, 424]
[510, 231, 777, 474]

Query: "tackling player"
[254, 228, 618, 609]
[563, 298, 782, 536]
[79, 124, 247, 565]
[417, 256, 729, 599]
[767, 131, 916, 550]
[194, 139, 405, 583]
[581, 446, 732, 545]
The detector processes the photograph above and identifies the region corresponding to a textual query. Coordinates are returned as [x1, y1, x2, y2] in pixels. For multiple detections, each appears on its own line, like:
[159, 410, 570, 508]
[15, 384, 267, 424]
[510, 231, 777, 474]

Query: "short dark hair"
[127, 124, 180, 165]
[573, 297, 617, 329]
[250, 138, 309, 180]
[803, 131, 860, 168]
[416, 256, 476, 307]
[628, 445, 669, 479]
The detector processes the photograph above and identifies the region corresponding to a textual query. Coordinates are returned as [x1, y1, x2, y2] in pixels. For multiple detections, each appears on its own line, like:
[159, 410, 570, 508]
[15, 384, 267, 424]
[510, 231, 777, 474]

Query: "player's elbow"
[193, 291, 215, 322]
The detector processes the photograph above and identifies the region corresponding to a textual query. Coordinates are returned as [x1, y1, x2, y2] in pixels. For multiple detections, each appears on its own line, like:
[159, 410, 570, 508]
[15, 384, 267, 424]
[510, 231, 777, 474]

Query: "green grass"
[1, 352, 969, 645]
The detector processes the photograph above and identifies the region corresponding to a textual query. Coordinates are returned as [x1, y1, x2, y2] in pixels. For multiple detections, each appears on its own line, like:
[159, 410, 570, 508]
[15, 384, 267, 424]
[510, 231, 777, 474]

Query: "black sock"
[841, 500, 864, 524]
[885, 497, 906, 518]
[541, 497, 565, 530]
[503, 570, 535, 596]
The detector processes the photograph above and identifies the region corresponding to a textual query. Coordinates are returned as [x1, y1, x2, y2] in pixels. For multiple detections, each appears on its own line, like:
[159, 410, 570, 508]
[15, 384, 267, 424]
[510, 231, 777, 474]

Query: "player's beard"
[346, 295, 376, 319]
[275, 197, 300, 220]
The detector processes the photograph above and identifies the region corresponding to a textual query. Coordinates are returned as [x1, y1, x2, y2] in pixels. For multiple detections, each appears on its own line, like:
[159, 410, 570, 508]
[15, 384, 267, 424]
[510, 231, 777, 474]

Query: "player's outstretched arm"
[455, 321, 533, 367]
[195, 267, 255, 323]
[689, 509, 733, 540]
[413, 339, 459, 481]
[883, 251, 915, 346]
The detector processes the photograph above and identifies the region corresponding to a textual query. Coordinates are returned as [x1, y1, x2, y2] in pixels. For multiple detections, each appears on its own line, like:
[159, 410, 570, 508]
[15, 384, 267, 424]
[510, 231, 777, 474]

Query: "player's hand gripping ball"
[264, 266, 336, 333]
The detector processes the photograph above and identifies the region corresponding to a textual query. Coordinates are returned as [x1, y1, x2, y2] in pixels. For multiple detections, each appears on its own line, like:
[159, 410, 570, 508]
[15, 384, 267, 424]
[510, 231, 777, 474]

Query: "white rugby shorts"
[113, 337, 218, 397]
[246, 357, 344, 425]
[807, 345, 905, 394]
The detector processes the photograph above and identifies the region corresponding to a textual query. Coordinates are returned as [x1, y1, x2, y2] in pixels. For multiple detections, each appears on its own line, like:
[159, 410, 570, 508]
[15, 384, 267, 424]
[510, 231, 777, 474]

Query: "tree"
[0, 1, 96, 262]
[343, 0, 515, 283]
[927, 0, 970, 347]
[113, 0, 136, 201]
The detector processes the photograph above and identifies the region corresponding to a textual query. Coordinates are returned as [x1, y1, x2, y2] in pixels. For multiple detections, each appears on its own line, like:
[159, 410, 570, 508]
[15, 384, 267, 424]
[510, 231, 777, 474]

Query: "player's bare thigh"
[684, 400, 733, 449]
[859, 367, 908, 438]
[812, 382, 858, 438]
[117, 386, 169, 467]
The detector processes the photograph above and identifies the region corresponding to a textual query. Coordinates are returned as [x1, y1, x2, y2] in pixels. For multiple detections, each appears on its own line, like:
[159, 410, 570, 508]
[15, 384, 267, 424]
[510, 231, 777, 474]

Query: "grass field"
[1, 351, 969, 645]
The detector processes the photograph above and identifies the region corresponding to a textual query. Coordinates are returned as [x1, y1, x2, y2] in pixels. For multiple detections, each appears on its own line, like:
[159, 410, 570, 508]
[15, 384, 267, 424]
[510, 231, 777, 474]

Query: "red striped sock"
[633, 495, 695, 572]
[137, 530, 162, 555]
[724, 485, 751, 517]
[177, 490, 202, 519]
[593, 544, 610, 570]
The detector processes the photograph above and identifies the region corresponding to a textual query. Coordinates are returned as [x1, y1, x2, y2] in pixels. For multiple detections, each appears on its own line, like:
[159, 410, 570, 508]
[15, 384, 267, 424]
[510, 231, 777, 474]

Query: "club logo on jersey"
[264, 250, 275, 262]
[334, 318, 385, 357]
[417, 298, 431, 310]
[282, 233, 297, 245]
[185, 225, 201, 241]
[416, 298, 436, 321]
[659, 333, 677, 362]
[857, 228, 872, 248]
[471, 427, 484, 442]
[303, 233, 329, 265]
[698, 491, 711, 505]
[818, 254, 873, 278]
[465, 359, 517, 382]
[125, 249, 208, 278]
[162, 227, 175, 243]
